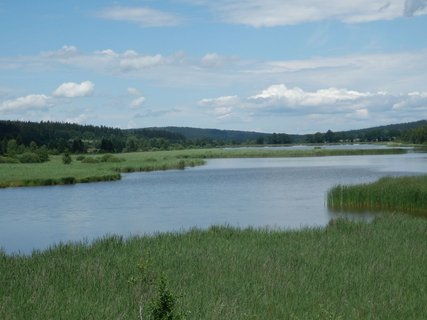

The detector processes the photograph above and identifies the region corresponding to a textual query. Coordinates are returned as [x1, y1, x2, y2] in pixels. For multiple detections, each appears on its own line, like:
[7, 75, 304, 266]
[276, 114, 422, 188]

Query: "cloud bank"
[199, 83, 427, 128]
[186, 0, 427, 26]
[0, 94, 50, 112]
[98, 6, 182, 27]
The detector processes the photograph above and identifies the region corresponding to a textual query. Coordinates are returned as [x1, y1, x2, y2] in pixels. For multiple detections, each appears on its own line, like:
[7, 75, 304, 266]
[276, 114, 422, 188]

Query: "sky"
[0, 0, 427, 134]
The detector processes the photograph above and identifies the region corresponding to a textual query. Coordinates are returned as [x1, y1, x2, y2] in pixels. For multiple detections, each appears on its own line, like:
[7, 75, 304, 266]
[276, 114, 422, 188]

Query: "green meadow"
[0, 147, 407, 188]
[1, 214, 427, 319]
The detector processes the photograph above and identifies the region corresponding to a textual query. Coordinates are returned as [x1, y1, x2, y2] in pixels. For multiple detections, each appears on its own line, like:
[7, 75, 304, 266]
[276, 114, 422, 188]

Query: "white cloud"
[212, 106, 233, 119]
[127, 88, 142, 96]
[201, 53, 221, 67]
[98, 6, 182, 27]
[200, 53, 228, 68]
[355, 108, 369, 117]
[198, 95, 239, 107]
[42, 45, 78, 58]
[0, 94, 50, 112]
[186, 0, 427, 26]
[64, 113, 91, 124]
[130, 96, 146, 108]
[120, 54, 166, 71]
[198, 95, 241, 120]
[53, 81, 94, 98]
[250, 84, 372, 107]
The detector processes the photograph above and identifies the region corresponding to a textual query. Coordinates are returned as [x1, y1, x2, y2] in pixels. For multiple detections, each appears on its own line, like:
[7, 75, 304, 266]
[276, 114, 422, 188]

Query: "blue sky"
[1, 0, 427, 133]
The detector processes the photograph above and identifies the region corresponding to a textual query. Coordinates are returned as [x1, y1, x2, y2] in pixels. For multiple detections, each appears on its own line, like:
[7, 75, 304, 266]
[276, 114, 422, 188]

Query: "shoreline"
[0, 147, 408, 189]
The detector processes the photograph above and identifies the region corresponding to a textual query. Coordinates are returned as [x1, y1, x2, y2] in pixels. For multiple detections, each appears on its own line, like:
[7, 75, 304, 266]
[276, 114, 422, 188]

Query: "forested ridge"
[1, 119, 426, 164]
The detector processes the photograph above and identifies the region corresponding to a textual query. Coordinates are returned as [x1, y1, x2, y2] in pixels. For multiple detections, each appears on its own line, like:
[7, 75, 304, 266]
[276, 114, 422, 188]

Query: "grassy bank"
[0, 147, 407, 188]
[1, 214, 427, 319]
[327, 175, 427, 214]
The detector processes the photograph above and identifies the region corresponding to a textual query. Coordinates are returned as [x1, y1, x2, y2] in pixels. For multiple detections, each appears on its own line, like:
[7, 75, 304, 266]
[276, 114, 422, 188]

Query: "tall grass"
[0, 147, 407, 188]
[327, 175, 427, 214]
[1, 214, 427, 319]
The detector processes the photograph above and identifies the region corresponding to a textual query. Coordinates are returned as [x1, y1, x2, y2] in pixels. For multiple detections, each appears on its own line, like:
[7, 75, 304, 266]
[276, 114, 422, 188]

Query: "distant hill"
[336, 120, 427, 140]
[147, 120, 427, 143]
[326, 120, 427, 142]
[145, 126, 269, 143]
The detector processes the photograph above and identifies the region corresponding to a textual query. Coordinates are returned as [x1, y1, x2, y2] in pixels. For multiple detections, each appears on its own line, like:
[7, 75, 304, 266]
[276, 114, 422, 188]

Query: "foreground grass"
[1, 214, 427, 319]
[328, 175, 427, 214]
[0, 147, 407, 188]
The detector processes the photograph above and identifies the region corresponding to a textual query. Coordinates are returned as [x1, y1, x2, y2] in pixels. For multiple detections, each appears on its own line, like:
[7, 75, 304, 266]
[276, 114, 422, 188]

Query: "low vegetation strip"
[176, 147, 407, 159]
[1, 214, 427, 319]
[327, 175, 427, 214]
[0, 147, 407, 188]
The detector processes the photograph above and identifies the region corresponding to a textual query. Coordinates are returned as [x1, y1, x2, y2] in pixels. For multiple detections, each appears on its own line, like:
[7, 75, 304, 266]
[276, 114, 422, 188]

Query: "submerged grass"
[327, 175, 427, 214]
[0, 147, 407, 188]
[1, 214, 427, 319]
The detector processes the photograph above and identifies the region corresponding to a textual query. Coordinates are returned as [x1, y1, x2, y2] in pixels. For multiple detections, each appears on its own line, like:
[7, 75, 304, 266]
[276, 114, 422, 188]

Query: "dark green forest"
[1, 120, 426, 164]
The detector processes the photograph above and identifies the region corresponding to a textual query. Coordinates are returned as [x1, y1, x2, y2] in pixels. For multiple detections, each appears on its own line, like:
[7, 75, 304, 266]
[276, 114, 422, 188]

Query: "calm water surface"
[1, 152, 426, 254]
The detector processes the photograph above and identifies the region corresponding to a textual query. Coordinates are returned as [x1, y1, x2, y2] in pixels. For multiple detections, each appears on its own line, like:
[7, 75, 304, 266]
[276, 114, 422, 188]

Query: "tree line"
[1, 120, 426, 163]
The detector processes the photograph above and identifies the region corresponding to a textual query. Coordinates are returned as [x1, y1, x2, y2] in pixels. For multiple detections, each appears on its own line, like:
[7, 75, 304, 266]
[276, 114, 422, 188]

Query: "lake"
[1, 152, 426, 254]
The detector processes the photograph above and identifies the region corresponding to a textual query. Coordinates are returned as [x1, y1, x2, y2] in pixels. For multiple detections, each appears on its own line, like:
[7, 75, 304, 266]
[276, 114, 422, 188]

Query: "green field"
[327, 175, 427, 214]
[1, 214, 427, 319]
[0, 147, 407, 188]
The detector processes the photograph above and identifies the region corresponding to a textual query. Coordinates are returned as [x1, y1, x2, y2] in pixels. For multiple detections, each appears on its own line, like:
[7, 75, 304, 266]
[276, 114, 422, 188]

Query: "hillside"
[147, 120, 427, 144]
[145, 126, 268, 143]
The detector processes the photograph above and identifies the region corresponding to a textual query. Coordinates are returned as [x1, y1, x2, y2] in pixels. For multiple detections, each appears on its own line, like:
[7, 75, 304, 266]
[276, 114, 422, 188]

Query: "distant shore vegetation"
[1, 120, 426, 161]
[0, 148, 408, 188]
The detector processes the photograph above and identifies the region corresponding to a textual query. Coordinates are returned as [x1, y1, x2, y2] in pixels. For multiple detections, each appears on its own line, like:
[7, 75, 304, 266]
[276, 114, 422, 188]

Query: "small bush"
[0, 156, 19, 164]
[36, 146, 49, 162]
[17, 152, 41, 163]
[100, 154, 125, 163]
[148, 277, 185, 320]
[81, 157, 100, 164]
[62, 153, 72, 165]
[76, 155, 86, 161]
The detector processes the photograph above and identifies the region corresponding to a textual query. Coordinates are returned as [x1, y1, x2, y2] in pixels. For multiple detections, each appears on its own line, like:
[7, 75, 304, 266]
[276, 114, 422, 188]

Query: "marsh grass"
[1, 214, 427, 319]
[0, 147, 407, 188]
[327, 175, 427, 214]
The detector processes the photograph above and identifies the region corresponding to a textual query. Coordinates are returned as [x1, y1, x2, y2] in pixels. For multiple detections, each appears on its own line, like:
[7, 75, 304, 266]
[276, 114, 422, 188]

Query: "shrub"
[100, 154, 125, 163]
[36, 146, 49, 162]
[0, 156, 19, 164]
[81, 154, 125, 164]
[148, 277, 185, 320]
[62, 153, 72, 165]
[17, 152, 41, 163]
[81, 157, 100, 163]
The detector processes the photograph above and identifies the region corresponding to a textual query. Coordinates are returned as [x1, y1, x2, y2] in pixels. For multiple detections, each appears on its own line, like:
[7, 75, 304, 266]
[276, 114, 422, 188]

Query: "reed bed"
[327, 175, 427, 214]
[1, 214, 427, 319]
